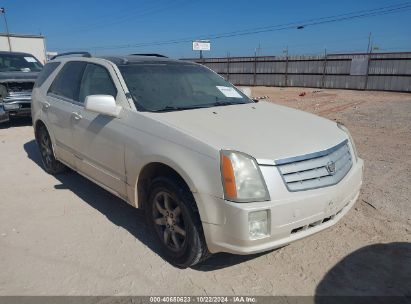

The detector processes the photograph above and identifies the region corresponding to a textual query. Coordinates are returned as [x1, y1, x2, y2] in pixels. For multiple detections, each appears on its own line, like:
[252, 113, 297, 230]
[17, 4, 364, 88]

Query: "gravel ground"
[0, 87, 410, 296]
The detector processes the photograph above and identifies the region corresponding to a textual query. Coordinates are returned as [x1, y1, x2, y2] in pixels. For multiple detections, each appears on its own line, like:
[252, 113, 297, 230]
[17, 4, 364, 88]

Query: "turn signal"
[221, 153, 237, 199]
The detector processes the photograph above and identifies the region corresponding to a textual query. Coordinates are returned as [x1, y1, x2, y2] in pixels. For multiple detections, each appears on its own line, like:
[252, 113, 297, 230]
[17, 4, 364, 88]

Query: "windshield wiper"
[212, 100, 247, 107]
[151, 104, 212, 112]
[149, 100, 249, 113]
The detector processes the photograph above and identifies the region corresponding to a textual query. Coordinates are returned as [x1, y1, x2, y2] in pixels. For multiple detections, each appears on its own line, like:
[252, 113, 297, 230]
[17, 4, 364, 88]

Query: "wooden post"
[321, 48, 328, 88]
[284, 48, 289, 87]
[253, 51, 257, 86]
[364, 48, 373, 90]
[226, 53, 230, 81]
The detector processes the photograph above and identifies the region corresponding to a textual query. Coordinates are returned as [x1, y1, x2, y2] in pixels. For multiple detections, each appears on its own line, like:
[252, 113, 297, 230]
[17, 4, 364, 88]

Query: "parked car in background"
[0, 51, 43, 123]
[31, 53, 363, 268]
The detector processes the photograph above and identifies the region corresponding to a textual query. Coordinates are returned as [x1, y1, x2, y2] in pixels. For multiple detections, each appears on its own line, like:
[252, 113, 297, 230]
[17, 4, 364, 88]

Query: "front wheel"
[147, 176, 210, 268]
[36, 125, 67, 175]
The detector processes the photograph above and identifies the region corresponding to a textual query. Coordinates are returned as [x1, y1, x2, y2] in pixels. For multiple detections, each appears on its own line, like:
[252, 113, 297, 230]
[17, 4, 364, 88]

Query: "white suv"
[31, 53, 363, 268]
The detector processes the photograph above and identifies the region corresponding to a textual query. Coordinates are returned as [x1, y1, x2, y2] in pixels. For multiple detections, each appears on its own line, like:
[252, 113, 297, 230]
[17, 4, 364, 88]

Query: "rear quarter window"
[34, 62, 61, 88]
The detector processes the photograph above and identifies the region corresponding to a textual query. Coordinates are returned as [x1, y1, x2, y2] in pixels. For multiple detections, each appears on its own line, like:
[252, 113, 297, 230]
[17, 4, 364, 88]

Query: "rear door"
[46, 61, 87, 167]
[71, 62, 127, 198]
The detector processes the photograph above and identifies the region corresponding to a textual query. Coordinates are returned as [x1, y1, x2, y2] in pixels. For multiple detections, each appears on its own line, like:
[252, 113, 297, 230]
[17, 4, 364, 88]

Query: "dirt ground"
[0, 87, 410, 296]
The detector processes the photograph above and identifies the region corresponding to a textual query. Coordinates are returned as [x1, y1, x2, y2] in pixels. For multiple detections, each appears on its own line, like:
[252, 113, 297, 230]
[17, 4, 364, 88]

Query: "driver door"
[71, 62, 127, 198]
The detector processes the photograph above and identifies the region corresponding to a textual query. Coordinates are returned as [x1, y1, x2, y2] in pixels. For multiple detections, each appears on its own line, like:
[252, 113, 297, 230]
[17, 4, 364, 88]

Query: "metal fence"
[184, 52, 411, 92]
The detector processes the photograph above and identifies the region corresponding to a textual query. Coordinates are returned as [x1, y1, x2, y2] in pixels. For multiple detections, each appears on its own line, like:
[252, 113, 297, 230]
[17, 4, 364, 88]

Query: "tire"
[146, 176, 210, 268]
[36, 125, 67, 175]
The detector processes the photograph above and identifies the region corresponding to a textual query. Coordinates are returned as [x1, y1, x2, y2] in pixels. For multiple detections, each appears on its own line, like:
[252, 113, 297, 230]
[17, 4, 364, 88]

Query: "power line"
[97, 2, 411, 48]
[79, 0, 192, 33]
[48, 0, 191, 35]
[54, 2, 411, 51]
[179, 1, 411, 41]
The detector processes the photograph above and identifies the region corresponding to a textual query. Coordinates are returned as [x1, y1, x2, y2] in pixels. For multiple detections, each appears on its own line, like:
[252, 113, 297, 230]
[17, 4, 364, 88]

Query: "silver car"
[31, 53, 364, 268]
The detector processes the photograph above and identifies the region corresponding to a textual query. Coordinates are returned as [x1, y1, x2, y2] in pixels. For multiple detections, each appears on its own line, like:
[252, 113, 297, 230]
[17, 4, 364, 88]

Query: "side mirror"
[84, 95, 121, 117]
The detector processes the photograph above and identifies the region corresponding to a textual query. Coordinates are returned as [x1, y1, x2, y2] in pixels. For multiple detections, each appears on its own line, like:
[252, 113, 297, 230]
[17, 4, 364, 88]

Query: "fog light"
[249, 210, 269, 239]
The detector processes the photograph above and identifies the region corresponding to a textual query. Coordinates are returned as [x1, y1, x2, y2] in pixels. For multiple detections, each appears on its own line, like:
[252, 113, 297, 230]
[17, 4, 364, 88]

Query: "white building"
[0, 33, 47, 64]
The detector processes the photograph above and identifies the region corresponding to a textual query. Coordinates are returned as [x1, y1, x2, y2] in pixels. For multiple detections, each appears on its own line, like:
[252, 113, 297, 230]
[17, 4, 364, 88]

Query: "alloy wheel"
[39, 130, 53, 169]
[152, 191, 187, 252]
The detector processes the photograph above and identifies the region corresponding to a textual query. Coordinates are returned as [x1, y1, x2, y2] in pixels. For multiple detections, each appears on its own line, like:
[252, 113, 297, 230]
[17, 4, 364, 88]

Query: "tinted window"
[79, 64, 117, 103]
[119, 63, 251, 112]
[34, 62, 60, 88]
[0, 53, 43, 72]
[48, 61, 87, 101]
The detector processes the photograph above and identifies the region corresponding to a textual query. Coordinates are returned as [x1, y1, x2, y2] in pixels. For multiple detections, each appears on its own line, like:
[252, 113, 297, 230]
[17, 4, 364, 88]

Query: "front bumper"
[0, 99, 32, 118]
[0, 105, 9, 123]
[200, 158, 364, 255]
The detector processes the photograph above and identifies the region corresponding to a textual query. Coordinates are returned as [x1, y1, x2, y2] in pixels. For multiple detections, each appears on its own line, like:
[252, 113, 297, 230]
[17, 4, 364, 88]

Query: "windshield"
[0, 54, 43, 72]
[119, 62, 252, 112]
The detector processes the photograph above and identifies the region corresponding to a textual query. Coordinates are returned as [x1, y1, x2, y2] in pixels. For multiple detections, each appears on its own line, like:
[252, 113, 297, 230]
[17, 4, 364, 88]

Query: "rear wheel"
[147, 176, 210, 268]
[36, 125, 66, 174]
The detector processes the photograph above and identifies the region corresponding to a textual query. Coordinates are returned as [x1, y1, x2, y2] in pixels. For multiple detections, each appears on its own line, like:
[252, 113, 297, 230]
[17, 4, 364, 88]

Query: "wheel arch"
[34, 119, 47, 140]
[33, 119, 57, 157]
[135, 161, 196, 210]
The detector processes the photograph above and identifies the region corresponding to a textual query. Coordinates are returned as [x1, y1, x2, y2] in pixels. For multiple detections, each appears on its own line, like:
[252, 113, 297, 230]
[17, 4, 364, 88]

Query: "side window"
[48, 61, 87, 101]
[79, 63, 117, 104]
[34, 62, 60, 88]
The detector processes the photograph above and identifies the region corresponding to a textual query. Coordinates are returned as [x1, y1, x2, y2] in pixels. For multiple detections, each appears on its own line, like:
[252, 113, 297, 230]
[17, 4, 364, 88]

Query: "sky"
[1, 0, 410, 58]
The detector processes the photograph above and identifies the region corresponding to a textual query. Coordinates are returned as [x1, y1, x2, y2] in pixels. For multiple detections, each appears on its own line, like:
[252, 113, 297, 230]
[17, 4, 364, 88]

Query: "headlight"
[337, 123, 358, 162]
[220, 150, 270, 202]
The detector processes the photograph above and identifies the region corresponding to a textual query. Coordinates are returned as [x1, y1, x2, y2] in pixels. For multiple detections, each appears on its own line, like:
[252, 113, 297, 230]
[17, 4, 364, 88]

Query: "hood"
[146, 101, 348, 162]
[0, 71, 39, 82]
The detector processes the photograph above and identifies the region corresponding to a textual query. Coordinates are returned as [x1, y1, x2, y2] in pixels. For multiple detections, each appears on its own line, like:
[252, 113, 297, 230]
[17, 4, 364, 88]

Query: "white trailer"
[0, 33, 46, 64]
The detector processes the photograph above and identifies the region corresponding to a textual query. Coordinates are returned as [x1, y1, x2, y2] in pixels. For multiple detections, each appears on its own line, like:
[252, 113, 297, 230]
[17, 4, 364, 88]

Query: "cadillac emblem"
[326, 161, 336, 175]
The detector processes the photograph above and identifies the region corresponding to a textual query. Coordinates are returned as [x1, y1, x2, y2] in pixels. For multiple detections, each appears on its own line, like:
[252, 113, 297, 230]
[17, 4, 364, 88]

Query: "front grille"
[2, 82, 34, 103]
[276, 140, 352, 191]
[3, 91, 32, 103]
[6, 82, 34, 92]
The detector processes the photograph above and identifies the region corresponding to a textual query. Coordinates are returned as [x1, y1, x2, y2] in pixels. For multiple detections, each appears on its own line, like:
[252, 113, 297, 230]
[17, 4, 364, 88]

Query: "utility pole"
[367, 32, 372, 53]
[364, 36, 373, 90]
[256, 42, 261, 57]
[0, 7, 12, 51]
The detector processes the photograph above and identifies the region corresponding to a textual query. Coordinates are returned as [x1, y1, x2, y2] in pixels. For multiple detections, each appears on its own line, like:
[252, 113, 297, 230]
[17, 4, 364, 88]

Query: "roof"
[0, 50, 37, 56]
[51, 52, 189, 65]
[0, 33, 44, 39]
[99, 55, 181, 65]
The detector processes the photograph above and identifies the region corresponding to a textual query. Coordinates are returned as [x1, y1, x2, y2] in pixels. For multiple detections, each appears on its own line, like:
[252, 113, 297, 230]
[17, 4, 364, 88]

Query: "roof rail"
[51, 52, 92, 60]
[130, 53, 168, 58]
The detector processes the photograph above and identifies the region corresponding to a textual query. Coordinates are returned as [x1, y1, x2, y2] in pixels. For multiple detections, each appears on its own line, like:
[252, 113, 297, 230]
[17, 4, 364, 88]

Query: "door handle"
[42, 101, 51, 110]
[72, 112, 82, 121]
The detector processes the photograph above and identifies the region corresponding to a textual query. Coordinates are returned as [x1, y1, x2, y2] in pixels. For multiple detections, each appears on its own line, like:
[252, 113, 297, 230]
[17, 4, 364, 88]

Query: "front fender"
[125, 145, 223, 224]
